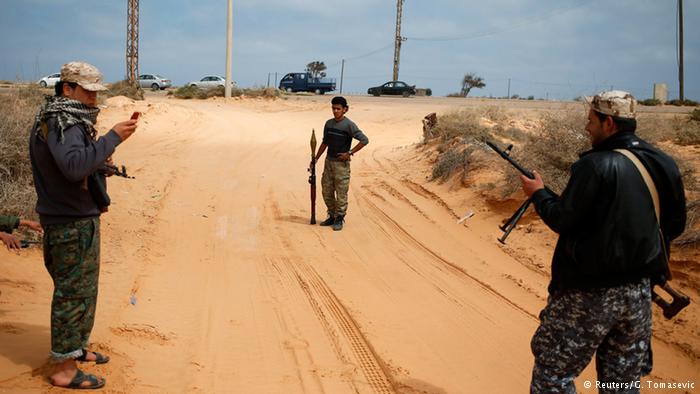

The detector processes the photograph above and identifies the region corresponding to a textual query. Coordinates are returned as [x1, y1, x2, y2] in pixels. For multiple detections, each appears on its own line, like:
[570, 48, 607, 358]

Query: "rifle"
[20, 239, 42, 248]
[486, 141, 556, 244]
[106, 164, 135, 179]
[308, 129, 317, 224]
[486, 140, 690, 319]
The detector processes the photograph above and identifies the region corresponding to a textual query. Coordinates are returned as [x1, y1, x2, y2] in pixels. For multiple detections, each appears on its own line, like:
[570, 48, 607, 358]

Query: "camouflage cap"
[586, 90, 637, 119]
[60, 61, 108, 92]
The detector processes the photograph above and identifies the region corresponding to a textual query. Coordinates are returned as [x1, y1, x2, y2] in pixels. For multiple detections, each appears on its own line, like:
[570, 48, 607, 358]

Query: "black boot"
[333, 215, 345, 231]
[319, 215, 335, 226]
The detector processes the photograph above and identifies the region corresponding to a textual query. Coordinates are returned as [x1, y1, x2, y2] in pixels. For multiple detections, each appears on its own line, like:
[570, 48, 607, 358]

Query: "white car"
[138, 74, 172, 90]
[38, 73, 61, 88]
[188, 76, 236, 89]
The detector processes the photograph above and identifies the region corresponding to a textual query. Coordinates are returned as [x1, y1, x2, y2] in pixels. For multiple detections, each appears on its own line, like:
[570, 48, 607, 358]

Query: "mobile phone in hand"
[130, 111, 141, 120]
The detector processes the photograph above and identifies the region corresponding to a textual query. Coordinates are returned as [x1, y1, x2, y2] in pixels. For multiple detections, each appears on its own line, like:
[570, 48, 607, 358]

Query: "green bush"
[638, 98, 662, 106]
[667, 99, 699, 106]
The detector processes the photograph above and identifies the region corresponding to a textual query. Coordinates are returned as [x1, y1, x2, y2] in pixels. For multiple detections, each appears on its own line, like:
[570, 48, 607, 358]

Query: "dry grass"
[424, 105, 699, 249]
[171, 86, 281, 100]
[431, 146, 471, 182]
[0, 86, 45, 218]
[104, 80, 144, 101]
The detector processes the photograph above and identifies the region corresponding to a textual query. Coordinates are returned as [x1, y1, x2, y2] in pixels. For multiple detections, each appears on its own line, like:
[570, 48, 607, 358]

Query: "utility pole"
[126, 0, 139, 85]
[340, 59, 345, 94]
[392, 0, 406, 81]
[678, 0, 684, 101]
[507, 78, 511, 98]
[225, 0, 233, 98]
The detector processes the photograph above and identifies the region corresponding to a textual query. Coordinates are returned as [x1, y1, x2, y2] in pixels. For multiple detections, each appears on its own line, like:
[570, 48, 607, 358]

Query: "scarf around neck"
[36, 95, 100, 143]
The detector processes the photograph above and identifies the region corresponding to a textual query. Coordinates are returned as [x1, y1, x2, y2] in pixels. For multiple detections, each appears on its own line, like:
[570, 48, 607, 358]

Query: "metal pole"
[340, 59, 345, 94]
[679, 0, 684, 101]
[126, 0, 139, 85]
[507, 78, 511, 98]
[274, 72, 278, 87]
[267, 73, 270, 88]
[224, 0, 233, 98]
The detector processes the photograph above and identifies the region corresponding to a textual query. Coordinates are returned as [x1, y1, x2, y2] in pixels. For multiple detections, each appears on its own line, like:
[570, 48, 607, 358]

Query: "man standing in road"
[520, 91, 686, 393]
[312, 96, 369, 231]
[30, 61, 138, 389]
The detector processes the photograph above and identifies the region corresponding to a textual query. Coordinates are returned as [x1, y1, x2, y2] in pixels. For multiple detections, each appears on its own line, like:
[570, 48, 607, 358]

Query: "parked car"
[278, 72, 335, 94]
[188, 76, 236, 89]
[367, 81, 416, 97]
[38, 73, 60, 88]
[138, 74, 172, 90]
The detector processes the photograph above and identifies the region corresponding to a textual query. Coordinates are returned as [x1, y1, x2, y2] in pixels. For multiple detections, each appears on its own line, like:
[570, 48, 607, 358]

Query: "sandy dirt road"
[0, 95, 697, 393]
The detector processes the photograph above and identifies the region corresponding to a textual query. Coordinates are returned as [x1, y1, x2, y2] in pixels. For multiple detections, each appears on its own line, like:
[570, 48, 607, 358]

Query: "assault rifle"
[20, 239, 42, 248]
[106, 164, 135, 179]
[486, 140, 690, 319]
[308, 129, 317, 224]
[485, 141, 556, 244]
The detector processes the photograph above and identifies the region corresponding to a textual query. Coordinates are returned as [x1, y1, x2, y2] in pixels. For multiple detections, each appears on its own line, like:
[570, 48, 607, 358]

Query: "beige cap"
[587, 90, 637, 119]
[60, 61, 108, 92]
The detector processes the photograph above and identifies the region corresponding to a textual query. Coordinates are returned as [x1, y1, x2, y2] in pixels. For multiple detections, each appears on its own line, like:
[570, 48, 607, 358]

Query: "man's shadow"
[0, 315, 51, 377]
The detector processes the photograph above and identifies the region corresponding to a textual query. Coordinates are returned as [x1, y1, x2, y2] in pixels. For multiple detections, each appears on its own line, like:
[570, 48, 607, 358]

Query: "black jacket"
[531, 132, 686, 293]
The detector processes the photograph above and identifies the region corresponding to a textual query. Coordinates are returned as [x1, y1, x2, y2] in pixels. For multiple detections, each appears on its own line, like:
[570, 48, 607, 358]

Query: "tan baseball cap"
[586, 90, 637, 119]
[60, 61, 108, 92]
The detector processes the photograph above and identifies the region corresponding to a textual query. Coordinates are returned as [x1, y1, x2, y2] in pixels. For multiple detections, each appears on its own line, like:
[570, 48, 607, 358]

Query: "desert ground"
[0, 93, 698, 393]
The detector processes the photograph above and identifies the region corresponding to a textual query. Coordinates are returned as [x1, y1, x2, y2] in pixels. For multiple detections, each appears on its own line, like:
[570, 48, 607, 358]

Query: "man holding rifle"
[520, 91, 686, 393]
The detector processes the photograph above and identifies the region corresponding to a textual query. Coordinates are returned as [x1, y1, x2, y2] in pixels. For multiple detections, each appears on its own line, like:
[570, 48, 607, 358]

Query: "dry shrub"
[482, 106, 510, 124]
[674, 117, 700, 146]
[172, 86, 280, 100]
[104, 80, 144, 101]
[513, 110, 588, 195]
[0, 86, 45, 218]
[428, 109, 491, 143]
[431, 145, 472, 182]
[427, 109, 492, 181]
[691, 108, 700, 122]
[674, 200, 700, 247]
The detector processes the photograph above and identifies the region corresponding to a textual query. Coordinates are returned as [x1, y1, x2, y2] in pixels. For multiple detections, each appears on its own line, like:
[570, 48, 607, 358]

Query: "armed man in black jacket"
[520, 90, 686, 393]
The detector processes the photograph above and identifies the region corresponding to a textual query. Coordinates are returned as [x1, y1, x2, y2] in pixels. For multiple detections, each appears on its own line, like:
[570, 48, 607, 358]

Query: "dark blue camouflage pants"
[531, 278, 652, 394]
[43, 218, 100, 362]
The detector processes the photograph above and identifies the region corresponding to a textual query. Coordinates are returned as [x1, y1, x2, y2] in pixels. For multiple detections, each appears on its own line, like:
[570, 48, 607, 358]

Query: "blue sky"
[1, 0, 698, 100]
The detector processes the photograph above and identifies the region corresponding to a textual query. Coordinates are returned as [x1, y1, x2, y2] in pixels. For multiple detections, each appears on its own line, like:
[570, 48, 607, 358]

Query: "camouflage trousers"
[531, 278, 652, 394]
[43, 217, 101, 362]
[321, 159, 351, 217]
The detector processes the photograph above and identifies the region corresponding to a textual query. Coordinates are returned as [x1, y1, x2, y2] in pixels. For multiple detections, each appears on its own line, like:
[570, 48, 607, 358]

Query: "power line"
[405, 0, 594, 42]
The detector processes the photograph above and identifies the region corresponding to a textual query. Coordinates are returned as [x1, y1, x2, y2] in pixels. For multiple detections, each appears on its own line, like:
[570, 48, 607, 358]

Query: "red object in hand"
[130, 111, 141, 120]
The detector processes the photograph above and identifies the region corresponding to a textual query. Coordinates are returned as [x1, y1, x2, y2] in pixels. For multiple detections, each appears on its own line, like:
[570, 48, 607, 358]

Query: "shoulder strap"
[614, 149, 660, 222]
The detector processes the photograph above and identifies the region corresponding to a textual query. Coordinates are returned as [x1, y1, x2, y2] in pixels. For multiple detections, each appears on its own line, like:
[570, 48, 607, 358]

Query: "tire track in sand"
[267, 198, 396, 394]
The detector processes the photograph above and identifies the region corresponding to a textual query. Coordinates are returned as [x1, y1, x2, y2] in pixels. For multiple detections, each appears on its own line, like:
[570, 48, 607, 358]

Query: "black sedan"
[367, 81, 416, 97]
